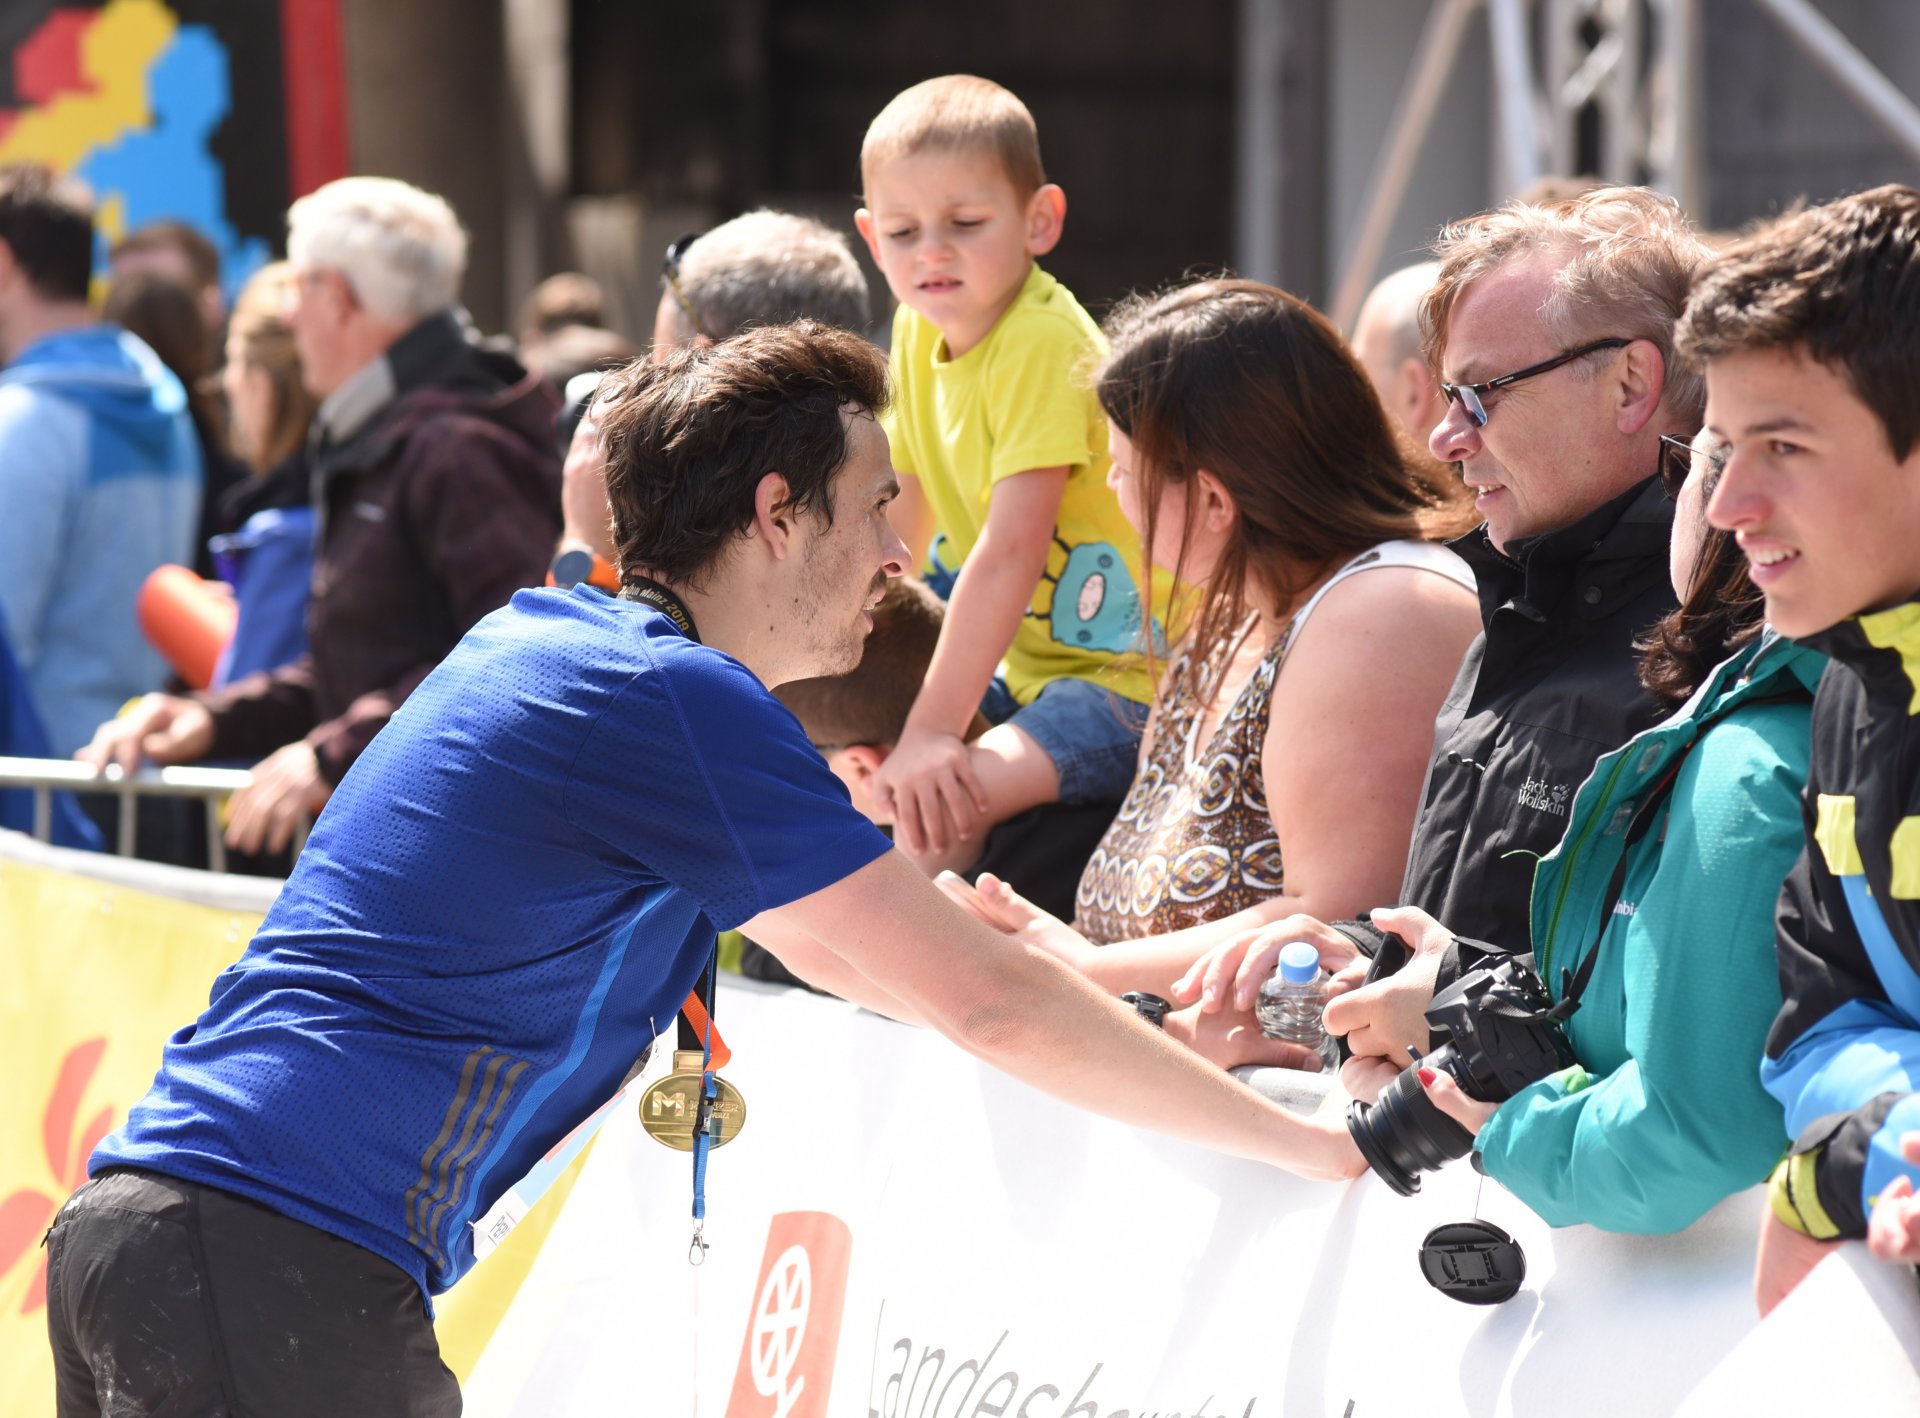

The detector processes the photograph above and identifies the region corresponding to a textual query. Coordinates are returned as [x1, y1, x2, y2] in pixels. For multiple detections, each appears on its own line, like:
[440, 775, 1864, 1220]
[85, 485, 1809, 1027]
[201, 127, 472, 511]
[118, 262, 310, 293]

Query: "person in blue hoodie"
[0, 616, 100, 850]
[0, 164, 201, 760]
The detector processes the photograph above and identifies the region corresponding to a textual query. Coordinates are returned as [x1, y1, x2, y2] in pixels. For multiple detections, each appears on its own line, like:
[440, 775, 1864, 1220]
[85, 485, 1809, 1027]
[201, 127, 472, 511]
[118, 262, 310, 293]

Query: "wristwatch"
[1121, 991, 1171, 1029]
[550, 548, 618, 592]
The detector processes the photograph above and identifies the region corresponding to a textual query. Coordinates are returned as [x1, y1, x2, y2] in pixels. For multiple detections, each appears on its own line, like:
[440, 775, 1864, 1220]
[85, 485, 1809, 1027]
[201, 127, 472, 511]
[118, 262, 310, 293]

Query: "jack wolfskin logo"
[1518, 777, 1571, 817]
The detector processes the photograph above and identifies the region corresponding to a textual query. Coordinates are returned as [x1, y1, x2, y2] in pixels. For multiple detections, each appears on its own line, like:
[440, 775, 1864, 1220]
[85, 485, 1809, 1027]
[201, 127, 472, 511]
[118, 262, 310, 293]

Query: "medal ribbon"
[622, 575, 728, 1259]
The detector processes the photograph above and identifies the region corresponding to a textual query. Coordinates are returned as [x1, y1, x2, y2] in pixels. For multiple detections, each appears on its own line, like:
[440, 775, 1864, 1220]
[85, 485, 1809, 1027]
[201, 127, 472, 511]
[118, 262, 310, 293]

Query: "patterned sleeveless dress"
[1072, 540, 1473, 944]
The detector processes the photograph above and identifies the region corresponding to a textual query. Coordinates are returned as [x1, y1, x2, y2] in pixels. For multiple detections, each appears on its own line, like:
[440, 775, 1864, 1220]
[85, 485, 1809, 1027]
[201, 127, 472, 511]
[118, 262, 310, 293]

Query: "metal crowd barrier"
[0, 756, 308, 873]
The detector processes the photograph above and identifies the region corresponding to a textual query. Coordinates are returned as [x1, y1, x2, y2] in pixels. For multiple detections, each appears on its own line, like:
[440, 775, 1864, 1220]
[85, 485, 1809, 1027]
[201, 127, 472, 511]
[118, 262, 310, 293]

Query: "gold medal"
[638, 1050, 747, 1151]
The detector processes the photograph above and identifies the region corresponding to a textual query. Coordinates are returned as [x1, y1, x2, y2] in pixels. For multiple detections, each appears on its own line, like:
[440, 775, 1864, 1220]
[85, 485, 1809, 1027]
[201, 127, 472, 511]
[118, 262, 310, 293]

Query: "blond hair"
[229, 261, 318, 470]
[1422, 185, 1712, 425]
[860, 75, 1045, 200]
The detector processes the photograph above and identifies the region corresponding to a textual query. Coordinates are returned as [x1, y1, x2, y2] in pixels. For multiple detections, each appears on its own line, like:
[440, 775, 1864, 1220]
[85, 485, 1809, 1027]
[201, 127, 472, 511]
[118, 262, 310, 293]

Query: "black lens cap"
[1418, 1219, 1526, 1305]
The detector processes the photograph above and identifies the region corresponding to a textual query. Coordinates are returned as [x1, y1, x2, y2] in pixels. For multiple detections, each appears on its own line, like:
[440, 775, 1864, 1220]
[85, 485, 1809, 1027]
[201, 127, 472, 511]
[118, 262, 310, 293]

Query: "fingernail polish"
[1417, 1068, 1437, 1087]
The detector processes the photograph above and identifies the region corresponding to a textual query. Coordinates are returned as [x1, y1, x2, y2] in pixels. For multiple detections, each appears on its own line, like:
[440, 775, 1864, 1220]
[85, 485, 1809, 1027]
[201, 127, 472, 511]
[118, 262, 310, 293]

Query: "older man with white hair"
[80, 177, 562, 851]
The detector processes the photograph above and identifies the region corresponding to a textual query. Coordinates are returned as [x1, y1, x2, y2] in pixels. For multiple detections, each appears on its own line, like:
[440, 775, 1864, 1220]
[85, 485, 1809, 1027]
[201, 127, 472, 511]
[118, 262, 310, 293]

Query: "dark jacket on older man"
[1398, 475, 1677, 949]
[196, 311, 561, 782]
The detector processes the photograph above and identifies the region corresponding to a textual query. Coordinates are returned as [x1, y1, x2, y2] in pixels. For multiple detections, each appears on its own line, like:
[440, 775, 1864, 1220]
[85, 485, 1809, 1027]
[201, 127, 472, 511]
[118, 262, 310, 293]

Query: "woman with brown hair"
[948, 278, 1480, 999]
[205, 262, 319, 688]
[220, 262, 318, 473]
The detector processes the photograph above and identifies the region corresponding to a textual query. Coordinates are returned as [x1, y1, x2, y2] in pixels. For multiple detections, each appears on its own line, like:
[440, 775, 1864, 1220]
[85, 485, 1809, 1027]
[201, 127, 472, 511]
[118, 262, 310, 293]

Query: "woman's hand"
[1163, 1001, 1323, 1074]
[1170, 914, 1361, 1014]
[1322, 904, 1456, 1061]
[1416, 1063, 1499, 1137]
[935, 871, 1094, 975]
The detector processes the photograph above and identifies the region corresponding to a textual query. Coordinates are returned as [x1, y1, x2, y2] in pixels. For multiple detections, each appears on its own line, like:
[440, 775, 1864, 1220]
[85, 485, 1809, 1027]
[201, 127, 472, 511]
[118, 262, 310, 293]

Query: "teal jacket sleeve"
[1474, 703, 1808, 1232]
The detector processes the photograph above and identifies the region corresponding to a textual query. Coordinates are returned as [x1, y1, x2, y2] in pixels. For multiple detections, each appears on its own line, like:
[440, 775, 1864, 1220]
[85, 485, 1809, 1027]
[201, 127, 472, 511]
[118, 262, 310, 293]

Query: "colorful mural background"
[0, 0, 317, 300]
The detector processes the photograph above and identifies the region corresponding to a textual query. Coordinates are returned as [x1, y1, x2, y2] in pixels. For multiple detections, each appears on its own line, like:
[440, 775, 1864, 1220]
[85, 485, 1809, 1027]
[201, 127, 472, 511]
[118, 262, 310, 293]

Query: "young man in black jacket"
[1676, 185, 1920, 1316]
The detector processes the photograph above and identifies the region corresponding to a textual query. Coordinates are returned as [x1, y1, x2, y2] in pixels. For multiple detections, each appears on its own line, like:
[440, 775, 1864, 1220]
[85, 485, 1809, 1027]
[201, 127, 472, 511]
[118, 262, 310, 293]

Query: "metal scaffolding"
[1328, 0, 1920, 330]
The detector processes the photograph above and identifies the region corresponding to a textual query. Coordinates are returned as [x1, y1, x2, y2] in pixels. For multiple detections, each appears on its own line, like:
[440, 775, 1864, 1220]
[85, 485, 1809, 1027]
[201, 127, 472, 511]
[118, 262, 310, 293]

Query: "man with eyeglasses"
[1323, 186, 1710, 1054]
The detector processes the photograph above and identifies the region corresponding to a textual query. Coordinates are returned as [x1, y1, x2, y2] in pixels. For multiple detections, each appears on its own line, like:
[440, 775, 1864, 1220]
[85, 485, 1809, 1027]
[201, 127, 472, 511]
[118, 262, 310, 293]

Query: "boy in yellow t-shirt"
[855, 74, 1155, 875]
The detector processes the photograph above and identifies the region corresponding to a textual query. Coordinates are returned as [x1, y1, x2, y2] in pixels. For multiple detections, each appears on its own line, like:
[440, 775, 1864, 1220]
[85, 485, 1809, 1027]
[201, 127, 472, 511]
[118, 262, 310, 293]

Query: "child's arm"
[1868, 1133, 1920, 1262]
[874, 466, 1069, 858]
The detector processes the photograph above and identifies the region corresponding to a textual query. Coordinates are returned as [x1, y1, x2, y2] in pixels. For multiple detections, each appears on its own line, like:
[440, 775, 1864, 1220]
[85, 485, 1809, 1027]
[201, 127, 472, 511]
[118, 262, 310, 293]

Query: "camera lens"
[1345, 1051, 1477, 1195]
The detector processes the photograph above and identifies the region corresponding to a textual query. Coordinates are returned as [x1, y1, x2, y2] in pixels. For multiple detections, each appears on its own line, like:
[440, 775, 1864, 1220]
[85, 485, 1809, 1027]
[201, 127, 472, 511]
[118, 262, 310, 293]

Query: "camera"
[1346, 946, 1577, 1196]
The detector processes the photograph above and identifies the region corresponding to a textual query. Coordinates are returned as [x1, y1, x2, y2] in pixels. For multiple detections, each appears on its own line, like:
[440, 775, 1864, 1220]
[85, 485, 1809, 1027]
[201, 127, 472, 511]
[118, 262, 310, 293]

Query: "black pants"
[45, 1169, 461, 1417]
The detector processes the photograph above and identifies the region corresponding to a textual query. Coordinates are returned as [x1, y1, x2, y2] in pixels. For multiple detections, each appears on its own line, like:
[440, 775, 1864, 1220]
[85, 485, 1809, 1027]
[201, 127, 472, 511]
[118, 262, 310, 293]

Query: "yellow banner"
[0, 839, 576, 1411]
[0, 850, 260, 1415]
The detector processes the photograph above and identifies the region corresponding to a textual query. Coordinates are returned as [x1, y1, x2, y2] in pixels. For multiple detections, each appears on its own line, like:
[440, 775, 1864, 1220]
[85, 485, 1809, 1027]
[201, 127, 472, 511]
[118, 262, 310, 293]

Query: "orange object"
[136, 565, 237, 690]
[679, 991, 731, 1068]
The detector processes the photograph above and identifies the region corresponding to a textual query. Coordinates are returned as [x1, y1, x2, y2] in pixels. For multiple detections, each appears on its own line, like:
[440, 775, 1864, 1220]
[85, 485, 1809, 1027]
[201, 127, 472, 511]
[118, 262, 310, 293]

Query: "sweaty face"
[1703, 346, 1920, 637]
[858, 149, 1043, 358]
[1428, 257, 1639, 552]
[792, 412, 910, 678]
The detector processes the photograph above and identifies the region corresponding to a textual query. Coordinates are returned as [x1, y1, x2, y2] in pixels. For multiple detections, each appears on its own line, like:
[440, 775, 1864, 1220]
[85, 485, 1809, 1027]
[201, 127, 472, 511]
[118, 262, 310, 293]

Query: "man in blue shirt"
[45, 321, 1360, 1417]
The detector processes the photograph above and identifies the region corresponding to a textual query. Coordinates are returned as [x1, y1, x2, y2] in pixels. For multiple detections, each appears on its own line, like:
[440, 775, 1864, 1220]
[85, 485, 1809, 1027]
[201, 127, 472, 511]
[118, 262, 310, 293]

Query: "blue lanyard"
[687, 944, 719, 1264]
[623, 577, 721, 1264]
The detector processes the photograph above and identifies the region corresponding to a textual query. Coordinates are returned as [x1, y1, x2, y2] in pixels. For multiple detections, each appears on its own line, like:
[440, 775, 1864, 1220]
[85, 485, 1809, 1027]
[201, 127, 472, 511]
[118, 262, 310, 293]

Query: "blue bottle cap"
[1279, 939, 1321, 984]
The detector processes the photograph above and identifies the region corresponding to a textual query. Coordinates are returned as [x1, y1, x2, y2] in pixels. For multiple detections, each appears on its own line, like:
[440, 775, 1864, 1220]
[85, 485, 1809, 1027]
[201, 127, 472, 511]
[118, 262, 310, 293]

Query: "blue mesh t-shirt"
[93, 585, 892, 1294]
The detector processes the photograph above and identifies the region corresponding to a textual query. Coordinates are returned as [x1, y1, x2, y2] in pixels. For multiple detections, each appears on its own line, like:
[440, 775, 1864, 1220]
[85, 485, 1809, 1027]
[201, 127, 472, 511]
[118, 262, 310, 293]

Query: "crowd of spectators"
[7, 65, 1920, 1404]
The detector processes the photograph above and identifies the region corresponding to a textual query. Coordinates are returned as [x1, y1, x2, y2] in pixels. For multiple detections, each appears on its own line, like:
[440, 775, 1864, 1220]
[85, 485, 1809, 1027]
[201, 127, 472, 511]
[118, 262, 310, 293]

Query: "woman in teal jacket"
[1346, 440, 1821, 1233]
[1459, 629, 1819, 1230]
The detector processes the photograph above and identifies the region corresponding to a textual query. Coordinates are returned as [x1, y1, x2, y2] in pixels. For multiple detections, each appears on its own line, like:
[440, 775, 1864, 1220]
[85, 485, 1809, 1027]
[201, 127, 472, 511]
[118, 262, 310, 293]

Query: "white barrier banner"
[458, 977, 1920, 1416]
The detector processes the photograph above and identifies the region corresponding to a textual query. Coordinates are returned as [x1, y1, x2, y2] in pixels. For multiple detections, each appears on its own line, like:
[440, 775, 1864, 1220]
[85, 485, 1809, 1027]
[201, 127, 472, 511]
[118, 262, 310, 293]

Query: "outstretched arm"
[756, 850, 1365, 1180]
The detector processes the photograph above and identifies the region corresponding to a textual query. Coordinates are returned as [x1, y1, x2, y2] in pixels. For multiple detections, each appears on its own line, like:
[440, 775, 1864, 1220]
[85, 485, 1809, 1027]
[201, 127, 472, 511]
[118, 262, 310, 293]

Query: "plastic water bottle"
[1256, 940, 1339, 1071]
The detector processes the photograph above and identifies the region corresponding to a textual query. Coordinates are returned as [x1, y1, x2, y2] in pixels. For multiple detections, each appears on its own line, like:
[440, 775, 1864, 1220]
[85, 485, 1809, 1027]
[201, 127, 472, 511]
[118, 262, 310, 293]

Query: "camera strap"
[1556, 753, 1689, 1014]
[1556, 770, 1672, 1010]
[1559, 684, 1808, 1010]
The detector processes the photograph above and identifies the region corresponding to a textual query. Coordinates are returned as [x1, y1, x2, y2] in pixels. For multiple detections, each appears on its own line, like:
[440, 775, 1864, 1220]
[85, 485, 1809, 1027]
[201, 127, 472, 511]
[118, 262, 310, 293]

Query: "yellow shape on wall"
[0, 0, 177, 171]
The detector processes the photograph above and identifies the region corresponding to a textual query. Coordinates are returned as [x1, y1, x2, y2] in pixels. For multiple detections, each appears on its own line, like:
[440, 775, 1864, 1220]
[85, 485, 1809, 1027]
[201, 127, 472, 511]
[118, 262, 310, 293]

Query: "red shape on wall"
[279, 0, 349, 198]
[15, 9, 96, 107]
[0, 1038, 116, 1315]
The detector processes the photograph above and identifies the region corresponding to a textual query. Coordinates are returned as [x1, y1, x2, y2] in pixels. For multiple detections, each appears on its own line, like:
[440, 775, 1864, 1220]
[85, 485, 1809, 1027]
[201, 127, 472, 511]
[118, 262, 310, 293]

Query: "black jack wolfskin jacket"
[1399, 475, 1677, 949]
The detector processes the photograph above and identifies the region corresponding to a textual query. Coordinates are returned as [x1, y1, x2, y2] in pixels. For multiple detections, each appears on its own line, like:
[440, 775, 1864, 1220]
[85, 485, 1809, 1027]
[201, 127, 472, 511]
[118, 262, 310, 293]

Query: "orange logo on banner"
[725, 1210, 853, 1418]
[0, 1038, 114, 1314]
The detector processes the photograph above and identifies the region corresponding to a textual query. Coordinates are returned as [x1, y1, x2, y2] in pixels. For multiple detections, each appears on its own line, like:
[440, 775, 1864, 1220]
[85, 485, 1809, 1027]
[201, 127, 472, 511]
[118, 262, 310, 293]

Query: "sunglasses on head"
[1657, 432, 1731, 501]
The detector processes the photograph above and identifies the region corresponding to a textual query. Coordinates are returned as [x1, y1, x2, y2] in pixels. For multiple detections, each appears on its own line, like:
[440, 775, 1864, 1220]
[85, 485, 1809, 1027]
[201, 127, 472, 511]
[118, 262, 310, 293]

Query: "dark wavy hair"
[1636, 488, 1764, 706]
[596, 320, 890, 588]
[0, 164, 93, 303]
[1677, 183, 1920, 461]
[1096, 278, 1469, 700]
